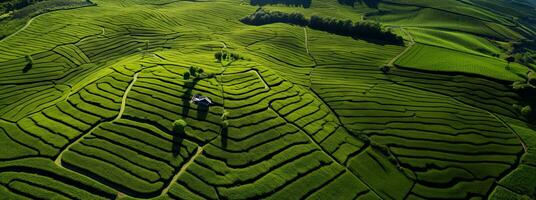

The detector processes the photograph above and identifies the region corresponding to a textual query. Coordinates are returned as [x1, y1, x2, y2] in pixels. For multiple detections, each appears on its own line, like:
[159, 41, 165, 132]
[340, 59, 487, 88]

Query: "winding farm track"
[387, 28, 415, 67]
[54, 71, 140, 166]
[304, 27, 309, 54]
[160, 147, 204, 195]
[115, 72, 140, 120]
[0, 15, 38, 43]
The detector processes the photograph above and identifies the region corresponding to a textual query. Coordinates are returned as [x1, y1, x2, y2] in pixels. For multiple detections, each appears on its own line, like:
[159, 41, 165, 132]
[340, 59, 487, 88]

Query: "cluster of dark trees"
[240, 9, 307, 26]
[250, 0, 312, 8]
[1, 0, 43, 13]
[309, 16, 403, 44]
[241, 9, 403, 45]
[215, 51, 243, 62]
[1, 0, 94, 17]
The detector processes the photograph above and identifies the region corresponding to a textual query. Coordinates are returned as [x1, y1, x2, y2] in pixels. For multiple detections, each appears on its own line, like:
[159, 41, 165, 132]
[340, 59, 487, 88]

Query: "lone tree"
[23, 55, 33, 73]
[380, 66, 391, 74]
[184, 71, 191, 80]
[188, 66, 205, 78]
[189, 66, 197, 77]
[521, 105, 532, 117]
[173, 119, 187, 134]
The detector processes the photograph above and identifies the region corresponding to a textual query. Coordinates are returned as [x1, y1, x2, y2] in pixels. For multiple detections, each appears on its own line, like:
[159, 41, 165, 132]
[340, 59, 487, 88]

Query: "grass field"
[0, 0, 535, 199]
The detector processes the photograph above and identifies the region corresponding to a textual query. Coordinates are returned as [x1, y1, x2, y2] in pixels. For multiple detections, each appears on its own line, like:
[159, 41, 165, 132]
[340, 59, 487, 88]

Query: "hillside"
[0, 0, 535, 199]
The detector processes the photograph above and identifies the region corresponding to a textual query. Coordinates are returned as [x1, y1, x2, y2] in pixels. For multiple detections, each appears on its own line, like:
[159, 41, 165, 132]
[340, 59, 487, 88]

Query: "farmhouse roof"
[191, 94, 213, 105]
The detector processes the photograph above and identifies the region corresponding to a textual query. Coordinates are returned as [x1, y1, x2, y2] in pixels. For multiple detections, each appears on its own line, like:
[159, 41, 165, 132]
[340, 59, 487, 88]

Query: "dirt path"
[160, 147, 204, 195]
[386, 28, 415, 67]
[54, 72, 140, 166]
[304, 27, 309, 54]
[0, 15, 38, 43]
[115, 72, 139, 120]
[253, 70, 269, 90]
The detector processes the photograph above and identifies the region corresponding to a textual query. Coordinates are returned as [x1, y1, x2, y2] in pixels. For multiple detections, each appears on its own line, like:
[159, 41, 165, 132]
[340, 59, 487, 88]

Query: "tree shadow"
[221, 127, 228, 149]
[181, 78, 200, 117]
[172, 130, 185, 157]
[196, 105, 209, 120]
[22, 62, 32, 73]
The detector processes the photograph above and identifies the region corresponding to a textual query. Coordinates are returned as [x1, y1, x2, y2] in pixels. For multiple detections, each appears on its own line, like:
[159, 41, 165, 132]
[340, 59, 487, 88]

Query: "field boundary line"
[304, 27, 309, 54]
[393, 80, 527, 152]
[0, 4, 97, 43]
[268, 104, 382, 199]
[386, 28, 414, 67]
[54, 71, 141, 166]
[160, 146, 203, 195]
[116, 72, 140, 120]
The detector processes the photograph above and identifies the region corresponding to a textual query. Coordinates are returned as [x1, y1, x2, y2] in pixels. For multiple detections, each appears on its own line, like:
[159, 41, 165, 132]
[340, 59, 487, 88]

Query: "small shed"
[191, 94, 213, 106]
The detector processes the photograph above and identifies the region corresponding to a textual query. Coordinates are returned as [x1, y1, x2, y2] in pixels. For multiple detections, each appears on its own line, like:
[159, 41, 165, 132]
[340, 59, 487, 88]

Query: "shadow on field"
[221, 127, 228, 149]
[196, 105, 209, 120]
[181, 79, 200, 117]
[172, 131, 184, 157]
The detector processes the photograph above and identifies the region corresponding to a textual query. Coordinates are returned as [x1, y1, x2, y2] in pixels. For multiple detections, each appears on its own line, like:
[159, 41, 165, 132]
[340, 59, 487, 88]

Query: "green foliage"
[221, 120, 229, 128]
[173, 119, 187, 133]
[215, 51, 242, 62]
[22, 55, 33, 73]
[241, 9, 403, 44]
[522, 105, 532, 117]
[183, 71, 190, 80]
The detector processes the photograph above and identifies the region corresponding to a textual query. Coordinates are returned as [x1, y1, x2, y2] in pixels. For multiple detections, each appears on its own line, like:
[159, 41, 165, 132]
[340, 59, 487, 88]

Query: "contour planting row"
[60, 119, 198, 197]
[1, 68, 134, 159]
[394, 44, 525, 81]
[0, 158, 117, 199]
[235, 24, 315, 85]
[313, 80, 523, 199]
[0, 13, 101, 62]
[165, 67, 384, 199]
[389, 69, 522, 119]
[122, 68, 224, 144]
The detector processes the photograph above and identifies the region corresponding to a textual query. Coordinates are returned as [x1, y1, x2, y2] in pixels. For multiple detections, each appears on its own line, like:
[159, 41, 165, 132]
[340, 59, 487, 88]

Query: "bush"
[189, 66, 197, 77]
[222, 120, 229, 128]
[173, 119, 187, 133]
[240, 9, 308, 26]
[184, 71, 190, 80]
[215, 51, 243, 62]
[522, 105, 532, 117]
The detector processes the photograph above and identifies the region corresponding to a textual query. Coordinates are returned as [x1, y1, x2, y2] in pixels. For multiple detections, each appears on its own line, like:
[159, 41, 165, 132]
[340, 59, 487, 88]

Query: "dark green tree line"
[250, 0, 312, 8]
[241, 9, 403, 45]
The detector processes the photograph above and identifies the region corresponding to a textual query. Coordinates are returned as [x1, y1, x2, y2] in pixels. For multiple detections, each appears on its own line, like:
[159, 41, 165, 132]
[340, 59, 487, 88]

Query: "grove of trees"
[240, 9, 307, 26]
[241, 9, 403, 45]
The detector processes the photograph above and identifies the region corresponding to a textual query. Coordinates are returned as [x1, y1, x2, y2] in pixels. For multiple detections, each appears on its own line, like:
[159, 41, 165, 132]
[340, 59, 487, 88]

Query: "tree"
[521, 105, 532, 117]
[380, 66, 390, 74]
[222, 120, 229, 128]
[215, 52, 223, 61]
[184, 71, 191, 80]
[173, 119, 188, 134]
[189, 66, 197, 77]
[23, 55, 33, 73]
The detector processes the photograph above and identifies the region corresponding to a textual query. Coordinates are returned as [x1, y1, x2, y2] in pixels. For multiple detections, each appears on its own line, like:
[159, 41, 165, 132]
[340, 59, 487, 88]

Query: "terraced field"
[1, 0, 536, 199]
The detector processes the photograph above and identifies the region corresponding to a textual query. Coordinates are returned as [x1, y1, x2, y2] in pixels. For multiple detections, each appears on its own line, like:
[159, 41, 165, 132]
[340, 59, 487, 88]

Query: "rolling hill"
[0, 0, 535, 199]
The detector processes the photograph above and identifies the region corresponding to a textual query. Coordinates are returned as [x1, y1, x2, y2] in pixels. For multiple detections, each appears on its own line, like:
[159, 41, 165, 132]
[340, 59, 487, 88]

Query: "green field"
[0, 0, 536, 199]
